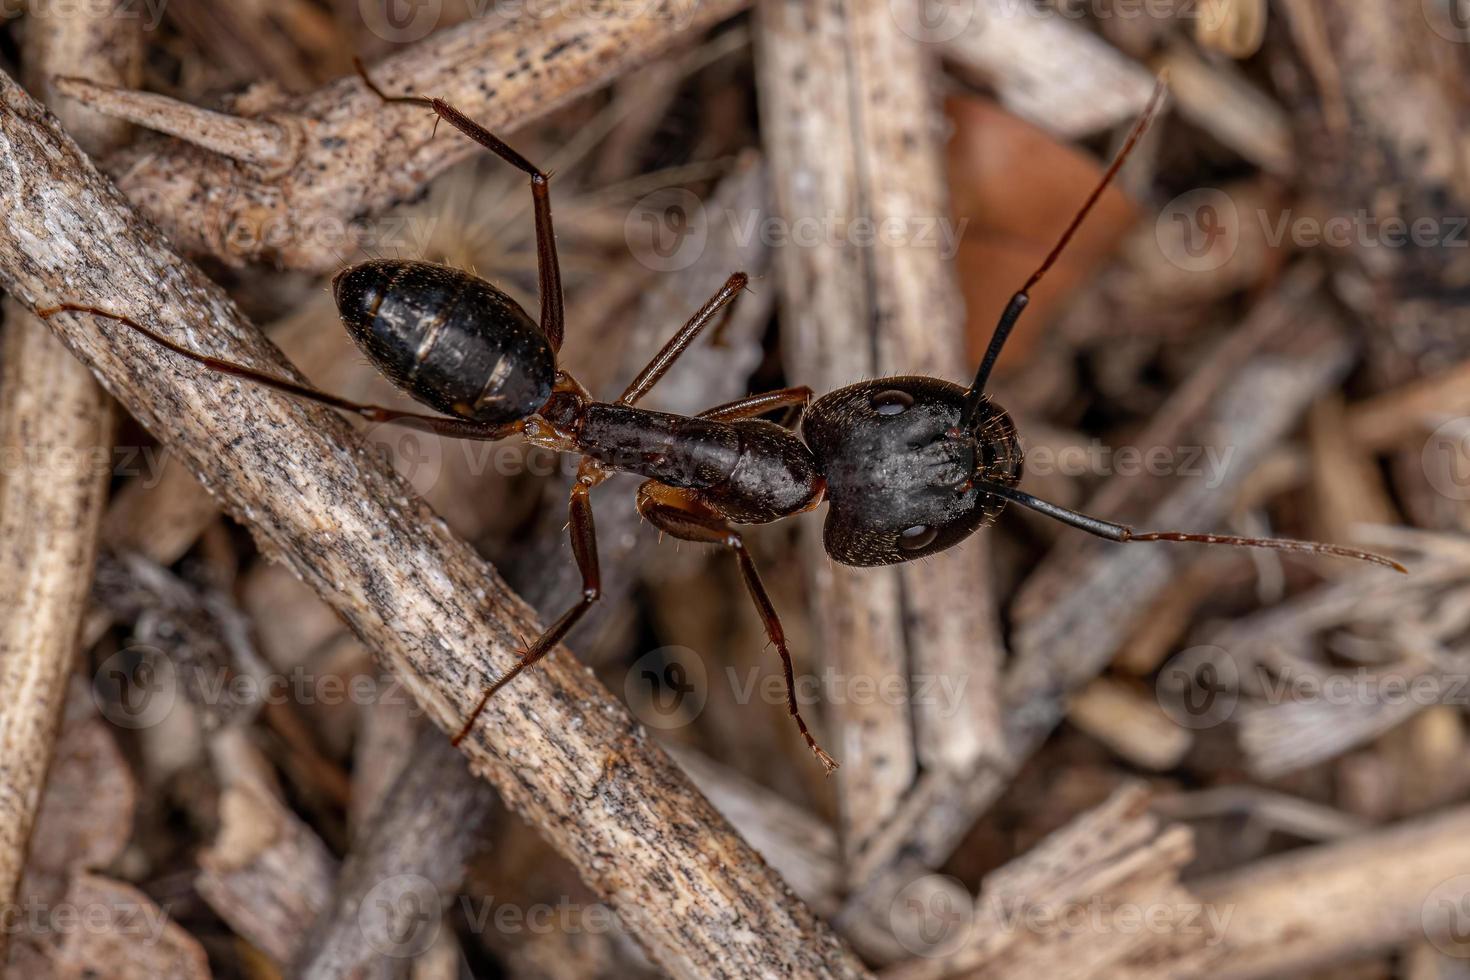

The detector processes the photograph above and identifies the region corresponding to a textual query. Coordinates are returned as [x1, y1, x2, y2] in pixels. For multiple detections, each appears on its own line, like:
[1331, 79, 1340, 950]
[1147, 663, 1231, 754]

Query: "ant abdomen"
[333, 259, 555, 424]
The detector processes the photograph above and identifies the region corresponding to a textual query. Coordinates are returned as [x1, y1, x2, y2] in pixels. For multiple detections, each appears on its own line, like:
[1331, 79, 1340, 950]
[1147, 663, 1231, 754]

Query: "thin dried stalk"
[0, 70, 869, 979]
[1193, 801, 1470, 979]
[66, 1, 747, 270]
[756, 0, 1003, 873]
[0, 8, 138, 947]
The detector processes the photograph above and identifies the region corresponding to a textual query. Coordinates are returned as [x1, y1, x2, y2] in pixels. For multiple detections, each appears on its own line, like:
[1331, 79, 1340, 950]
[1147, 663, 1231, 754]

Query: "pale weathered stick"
[941, 0, 1292, 173]
[756, 0, 1004, 871]
[0, 8, 138, 949]
[1193, 802, 1470, 979]
[880, 783, 1218, 980]
[61, 0, 746, 270]
[294, 731, 494, 976]
[0, 70, 869, 979]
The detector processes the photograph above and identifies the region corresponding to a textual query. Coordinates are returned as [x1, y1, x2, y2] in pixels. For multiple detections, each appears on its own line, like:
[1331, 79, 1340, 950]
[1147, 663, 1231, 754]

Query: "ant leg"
[617, 273, 748, 407]
[697, 386, 813, 429]
[980, 482, 1407, 573]
[635, 481, 839, 773]
[453, 459, 609, 745]
[355, 59, 566, 351]
[37, 305, 520, 440]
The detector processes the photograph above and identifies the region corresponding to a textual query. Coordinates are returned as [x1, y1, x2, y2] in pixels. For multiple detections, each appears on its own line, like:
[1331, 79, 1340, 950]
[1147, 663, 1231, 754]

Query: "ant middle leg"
[616, 272, 749, 407]
[453, 457, 609, 745]
[635, 480, 838, 773]
[355, 59, 566, 351]
[36, 305, 523, 440]
[697, 386, 813, 429]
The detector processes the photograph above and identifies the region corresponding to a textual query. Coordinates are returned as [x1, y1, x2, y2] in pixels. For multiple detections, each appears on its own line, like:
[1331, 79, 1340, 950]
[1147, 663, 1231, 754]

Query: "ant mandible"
[41, 65, 1405, 774]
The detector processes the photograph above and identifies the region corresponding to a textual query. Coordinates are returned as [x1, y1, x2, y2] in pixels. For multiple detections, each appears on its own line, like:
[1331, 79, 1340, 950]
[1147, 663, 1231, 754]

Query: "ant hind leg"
[355, 58, 566, 351]
[635, 480, 839, 774]
[452, 458, 610, 745]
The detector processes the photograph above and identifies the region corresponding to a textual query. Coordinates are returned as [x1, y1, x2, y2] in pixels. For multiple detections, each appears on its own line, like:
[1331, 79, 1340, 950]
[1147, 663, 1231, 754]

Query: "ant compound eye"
[871, 389, 914, 416]
[898, 524, 938, 550]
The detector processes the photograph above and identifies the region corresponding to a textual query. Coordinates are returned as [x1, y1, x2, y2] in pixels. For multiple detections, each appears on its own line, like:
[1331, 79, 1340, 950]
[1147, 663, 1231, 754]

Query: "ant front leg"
[356, 60, 566, 351]
[635, 481, 839, 774]
[453, 458, 609, 745]
[698, 386, 813, 429]
[617, 272, 749, 407]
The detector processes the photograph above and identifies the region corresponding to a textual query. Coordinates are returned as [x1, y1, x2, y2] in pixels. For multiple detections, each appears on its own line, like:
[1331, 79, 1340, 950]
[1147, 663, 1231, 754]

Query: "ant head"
[802, 377, 1022, 566]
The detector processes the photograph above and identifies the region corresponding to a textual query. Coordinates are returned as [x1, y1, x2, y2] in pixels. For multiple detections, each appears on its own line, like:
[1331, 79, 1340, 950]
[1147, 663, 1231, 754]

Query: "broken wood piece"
[78, 0, 749, 270]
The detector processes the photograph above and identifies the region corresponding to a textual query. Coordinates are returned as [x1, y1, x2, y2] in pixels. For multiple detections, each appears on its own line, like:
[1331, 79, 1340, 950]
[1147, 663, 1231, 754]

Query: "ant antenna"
[960, 77, 1170, 430]
[979, 482, 1407, 572]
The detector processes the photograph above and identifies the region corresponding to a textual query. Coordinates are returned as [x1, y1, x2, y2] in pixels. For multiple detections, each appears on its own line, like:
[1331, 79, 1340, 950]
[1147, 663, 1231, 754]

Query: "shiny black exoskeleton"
[41, 68, 1403, 774]
[334, 260, 554, 424]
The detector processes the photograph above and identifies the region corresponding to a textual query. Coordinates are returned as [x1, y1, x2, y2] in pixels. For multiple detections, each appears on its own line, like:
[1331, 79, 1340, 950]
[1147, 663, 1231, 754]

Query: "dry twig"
[0, 68, 868, 979]
[757, 0, 1004, 874]
[0, 6, 138, 943]
[60, 1, 747, 270]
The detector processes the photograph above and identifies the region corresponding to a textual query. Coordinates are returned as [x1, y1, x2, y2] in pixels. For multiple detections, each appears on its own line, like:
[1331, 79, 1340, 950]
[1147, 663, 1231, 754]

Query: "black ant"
[41, 66, 1405, 774]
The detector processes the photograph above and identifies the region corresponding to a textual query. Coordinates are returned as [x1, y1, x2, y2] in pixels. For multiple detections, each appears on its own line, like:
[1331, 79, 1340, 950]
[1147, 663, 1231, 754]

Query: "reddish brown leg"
[356, 60, 566, 350]
[635, 481, 838, 773]
[37, 305, 521, 440]
[698, 385, 813, 429]
[617, 272, 748, 407]
[453, 460, 609, 745]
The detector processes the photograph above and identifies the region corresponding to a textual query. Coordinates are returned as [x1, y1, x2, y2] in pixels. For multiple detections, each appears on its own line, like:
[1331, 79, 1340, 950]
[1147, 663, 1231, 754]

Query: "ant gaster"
[41, 66, 1405, 774]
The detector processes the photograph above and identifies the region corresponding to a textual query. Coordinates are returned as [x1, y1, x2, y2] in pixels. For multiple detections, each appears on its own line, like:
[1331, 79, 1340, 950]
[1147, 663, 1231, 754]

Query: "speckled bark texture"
[0, 9, 137, 947]
[84, 0, 747, 271]
[0, 70, 870, 980]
